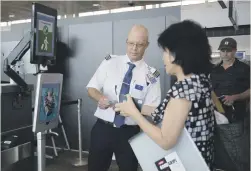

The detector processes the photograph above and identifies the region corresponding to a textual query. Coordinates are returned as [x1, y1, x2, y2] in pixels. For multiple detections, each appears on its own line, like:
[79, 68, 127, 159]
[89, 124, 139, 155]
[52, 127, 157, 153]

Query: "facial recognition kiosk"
[2, 2, 58, 171]
[3, 3, 57, 89]
[33, 73, 63, 171]
[30, 3, 59, 171]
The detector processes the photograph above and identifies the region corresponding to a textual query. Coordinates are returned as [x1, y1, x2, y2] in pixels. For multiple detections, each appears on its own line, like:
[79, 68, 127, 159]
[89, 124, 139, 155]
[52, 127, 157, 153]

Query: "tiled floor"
[45, 150, 142, 171]
[45, 150, 116, 171]
[2, 148, 142, 171]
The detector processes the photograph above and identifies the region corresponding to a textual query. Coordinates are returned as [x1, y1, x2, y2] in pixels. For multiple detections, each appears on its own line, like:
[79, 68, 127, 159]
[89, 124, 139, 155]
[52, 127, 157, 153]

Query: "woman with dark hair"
[115, 20, 215, 170]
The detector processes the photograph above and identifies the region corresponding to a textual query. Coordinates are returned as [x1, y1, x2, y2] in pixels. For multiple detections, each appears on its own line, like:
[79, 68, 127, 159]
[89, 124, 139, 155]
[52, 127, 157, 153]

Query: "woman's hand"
[114, 94, 140, 118]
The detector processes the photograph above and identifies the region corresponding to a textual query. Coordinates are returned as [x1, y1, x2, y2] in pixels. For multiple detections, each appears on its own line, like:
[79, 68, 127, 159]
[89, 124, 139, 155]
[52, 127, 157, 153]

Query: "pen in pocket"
[115, 85, 117, 95]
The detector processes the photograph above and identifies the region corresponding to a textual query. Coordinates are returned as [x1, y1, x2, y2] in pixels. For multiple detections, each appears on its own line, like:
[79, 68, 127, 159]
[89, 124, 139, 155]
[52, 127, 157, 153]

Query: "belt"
[97, 119, 114, 126]
[97, 119, 139, 128]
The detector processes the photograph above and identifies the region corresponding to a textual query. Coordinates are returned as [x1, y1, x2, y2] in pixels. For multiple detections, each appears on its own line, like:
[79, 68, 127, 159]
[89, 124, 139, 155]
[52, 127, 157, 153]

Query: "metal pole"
[72, 98, 88, 166]
[59, 115, 70, 150]
[51, 135, 58, 157]
[77, 99, 83, 161]
[37, 132, 46, 171]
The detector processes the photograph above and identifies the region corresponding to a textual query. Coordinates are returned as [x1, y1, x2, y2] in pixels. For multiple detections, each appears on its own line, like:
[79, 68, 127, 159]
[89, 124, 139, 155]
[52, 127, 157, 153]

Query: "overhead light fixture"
[93, 4, 100, 7]
[0, 22, 7, 27]
[79, 12, 94, 17]
[146, 5, 153, 9]
[161, 2, 182, 7]
[93, 10, 110, 15]
[9, 14, 15, 18]
[181, 0, 206, 6]
[110, 6, 143, 13]
[10, 19, 29, 25]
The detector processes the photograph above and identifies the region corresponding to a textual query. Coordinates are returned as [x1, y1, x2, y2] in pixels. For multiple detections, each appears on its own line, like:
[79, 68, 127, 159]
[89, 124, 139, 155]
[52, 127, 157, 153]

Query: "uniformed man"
[211, 37, 250, 122]
[86, 25, 161, 171]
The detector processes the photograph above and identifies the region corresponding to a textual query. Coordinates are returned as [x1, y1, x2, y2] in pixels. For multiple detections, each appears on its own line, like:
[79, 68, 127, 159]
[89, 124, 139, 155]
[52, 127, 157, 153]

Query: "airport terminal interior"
[1, 1, 250, 171]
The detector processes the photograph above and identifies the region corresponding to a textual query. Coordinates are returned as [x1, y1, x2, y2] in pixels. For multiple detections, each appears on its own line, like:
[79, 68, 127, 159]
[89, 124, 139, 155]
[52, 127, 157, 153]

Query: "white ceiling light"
[11, 19, 29, 25]
[161, 0, 206, 7]
[93, 4, 100, 7]
[146, 5, 153, 9]
[93, 10, 110, 15]
[181, 0, 206, 6]
[111, 6, 143, 13]
[134, 6, 143, 10]
[9, 14, 15, 18]
[79, 12, 94, 17]
[111, 7, 133, 13]
[161, 2, 182, 7]
[0, 22, 7, 27]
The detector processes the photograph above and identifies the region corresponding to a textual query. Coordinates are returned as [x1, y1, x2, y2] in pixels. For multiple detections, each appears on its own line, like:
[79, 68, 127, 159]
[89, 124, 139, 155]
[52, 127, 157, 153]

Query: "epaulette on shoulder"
[105, 54, 111, 60]
[105, 54, 117, 61]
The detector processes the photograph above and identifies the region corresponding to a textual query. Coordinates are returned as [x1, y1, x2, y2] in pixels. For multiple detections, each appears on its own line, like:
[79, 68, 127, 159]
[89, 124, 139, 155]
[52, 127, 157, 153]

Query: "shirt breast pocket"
[130, 82, 147, 100]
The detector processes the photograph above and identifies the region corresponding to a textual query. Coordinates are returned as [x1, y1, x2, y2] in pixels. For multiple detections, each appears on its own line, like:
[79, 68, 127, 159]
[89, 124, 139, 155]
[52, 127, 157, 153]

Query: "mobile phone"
[218, 95, 225, 102]
[108, 100, 117, 105]
[132, 98, 143, 111]
[119, 94, 143, 111]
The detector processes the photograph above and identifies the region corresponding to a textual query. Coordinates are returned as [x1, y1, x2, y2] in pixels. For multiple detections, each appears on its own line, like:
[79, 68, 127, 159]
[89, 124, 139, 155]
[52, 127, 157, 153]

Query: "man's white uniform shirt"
[86, 54, 161, 125]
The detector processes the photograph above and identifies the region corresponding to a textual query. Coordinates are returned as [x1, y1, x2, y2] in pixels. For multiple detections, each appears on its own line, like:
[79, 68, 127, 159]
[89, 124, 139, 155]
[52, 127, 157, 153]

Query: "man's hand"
[222, 95, 238, 106]
[98, 96, 111, 109]
[114, 95, 140, 118]
[88, 88, 112, 109]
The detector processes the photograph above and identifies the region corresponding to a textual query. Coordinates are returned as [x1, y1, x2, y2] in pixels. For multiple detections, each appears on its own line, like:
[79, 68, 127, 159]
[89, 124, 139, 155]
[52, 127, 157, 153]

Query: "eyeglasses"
[126, 40, 147, 48]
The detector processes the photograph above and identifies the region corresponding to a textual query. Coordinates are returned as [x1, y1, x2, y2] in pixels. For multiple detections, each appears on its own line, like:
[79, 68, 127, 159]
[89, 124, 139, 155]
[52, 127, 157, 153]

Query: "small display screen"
[36, 12, 55, 57]
[39, 83, 60, 123]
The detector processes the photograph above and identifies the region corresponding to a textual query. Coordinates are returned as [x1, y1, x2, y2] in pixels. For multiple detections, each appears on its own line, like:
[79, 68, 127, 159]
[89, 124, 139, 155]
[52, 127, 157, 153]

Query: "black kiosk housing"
[30, 3, 57, 65]
[3, 2, 57, 94]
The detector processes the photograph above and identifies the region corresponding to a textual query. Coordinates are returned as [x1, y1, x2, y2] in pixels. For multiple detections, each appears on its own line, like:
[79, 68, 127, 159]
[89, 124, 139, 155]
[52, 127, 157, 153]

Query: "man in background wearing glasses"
[86, 25, 161, 171]
[211, 37, 250, 123]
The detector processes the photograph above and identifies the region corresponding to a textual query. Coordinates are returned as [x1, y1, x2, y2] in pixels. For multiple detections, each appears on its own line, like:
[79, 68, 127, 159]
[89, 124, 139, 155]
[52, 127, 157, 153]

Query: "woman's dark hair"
[158, 20, 213, 75]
